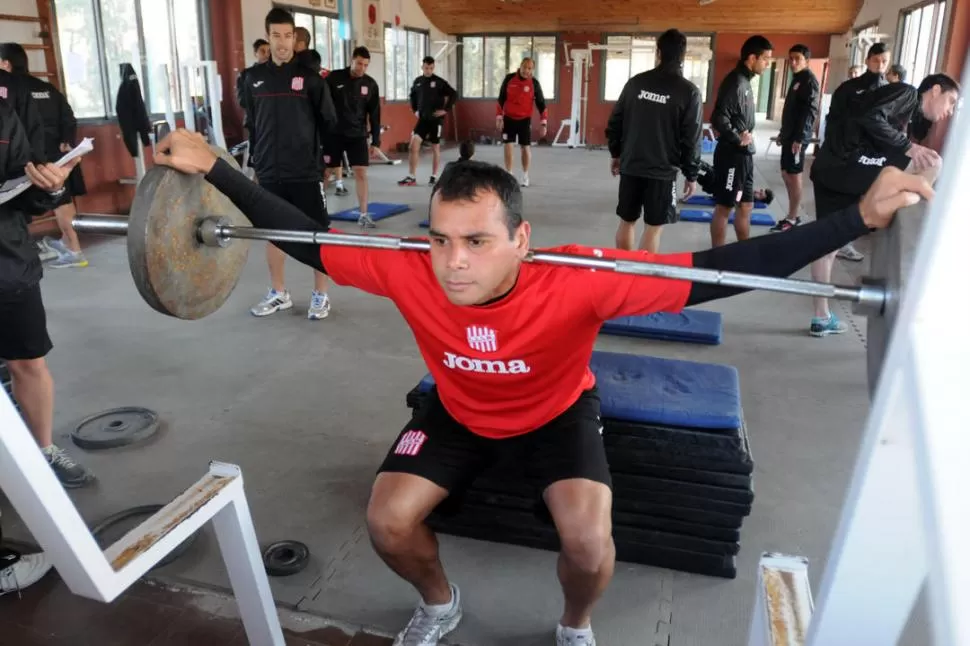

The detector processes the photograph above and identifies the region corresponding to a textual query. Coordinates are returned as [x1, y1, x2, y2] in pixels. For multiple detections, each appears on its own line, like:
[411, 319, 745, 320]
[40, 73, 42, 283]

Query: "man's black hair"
[789, 44, 810, 60]
[888, 64, 907, 81]
[657, 29, 687, 67]
[264, 8, 294, 34]
[741, 35, 773, 61]
[458, 140, 475, 160]
[253, 38, 269, 52]
[763, 188, 775, 205]
[430, 160, 523, 238]
[303, 48, 323, 71]
[866, 42, 888, 58]
[353, 46, 371, 60]
[918, 72, 960, 95]
[423, 56, 435, 65]
[0, 43, 29, 74]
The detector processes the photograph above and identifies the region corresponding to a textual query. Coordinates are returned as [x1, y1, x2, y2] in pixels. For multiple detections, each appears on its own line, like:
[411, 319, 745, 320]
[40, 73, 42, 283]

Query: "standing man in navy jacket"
[496, 58, 548, 187]
[240, 7, 337, 320]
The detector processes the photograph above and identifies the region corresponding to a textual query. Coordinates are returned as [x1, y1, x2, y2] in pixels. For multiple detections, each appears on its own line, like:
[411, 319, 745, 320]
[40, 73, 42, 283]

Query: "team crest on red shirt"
[291, 77, 304, 91]
[361, 85, 369, 96]
[466, 326, 498, 353]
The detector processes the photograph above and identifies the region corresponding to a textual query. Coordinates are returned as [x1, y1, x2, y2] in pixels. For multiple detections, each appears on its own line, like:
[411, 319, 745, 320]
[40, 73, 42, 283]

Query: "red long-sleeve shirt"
[496, 72, 548, 122]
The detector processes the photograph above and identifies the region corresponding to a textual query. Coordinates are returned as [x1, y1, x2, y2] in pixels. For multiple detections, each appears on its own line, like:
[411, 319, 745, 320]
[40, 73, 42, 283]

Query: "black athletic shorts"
[413, 117, 445, 145]
[712, 143, 755, 207]
[324, 135, 370, 168]
[811, 150, 910, 219]
[0, 285, 53, 361]
[780, 139, 807, 174]
[616, 174, 679, 226]
[379, 386, 611, 499]
[260, 181, 329, 229]
[501, 117, 531, 146]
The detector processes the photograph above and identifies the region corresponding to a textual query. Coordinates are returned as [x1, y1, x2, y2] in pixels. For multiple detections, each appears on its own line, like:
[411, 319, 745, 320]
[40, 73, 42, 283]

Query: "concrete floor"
[2, 124, 929, 645]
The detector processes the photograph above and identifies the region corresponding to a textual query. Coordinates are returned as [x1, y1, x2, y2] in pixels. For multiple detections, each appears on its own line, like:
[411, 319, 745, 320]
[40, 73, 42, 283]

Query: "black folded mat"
[431, 505, 740, 556]
[427, 515, 737, 578]
[606, 419, 746, 451]
[611, 473, 754, 504]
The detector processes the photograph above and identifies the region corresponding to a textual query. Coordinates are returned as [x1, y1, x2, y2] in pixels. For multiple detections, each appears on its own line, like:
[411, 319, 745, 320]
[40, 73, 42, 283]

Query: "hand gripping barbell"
[72, 148, 906, 394]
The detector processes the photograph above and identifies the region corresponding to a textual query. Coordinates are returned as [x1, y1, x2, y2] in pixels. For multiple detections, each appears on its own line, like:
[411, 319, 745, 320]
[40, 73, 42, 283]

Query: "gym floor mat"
[331, 202, 411, 222]
[679, 209, 776, 226]
[600, 310, 722, 345]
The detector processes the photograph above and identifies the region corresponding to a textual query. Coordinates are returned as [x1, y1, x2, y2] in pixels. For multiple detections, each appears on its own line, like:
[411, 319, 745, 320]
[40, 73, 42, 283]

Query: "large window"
[54, 0, 203, 119]
[603, 34, 713, 102]
[850, 24, 881, 68]
[289, 8, 346, 71]
[895, 0, 948, 88]
[460, 35, 557, 99]
[383, 26, 429, 101]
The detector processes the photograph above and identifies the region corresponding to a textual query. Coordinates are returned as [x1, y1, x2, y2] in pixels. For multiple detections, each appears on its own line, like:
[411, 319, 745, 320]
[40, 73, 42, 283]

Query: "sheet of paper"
[0, 138, 96, 205]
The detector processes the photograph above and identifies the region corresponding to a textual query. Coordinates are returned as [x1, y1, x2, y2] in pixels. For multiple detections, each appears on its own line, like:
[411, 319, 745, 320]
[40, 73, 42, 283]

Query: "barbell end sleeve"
[196, 216, 232, 248]
[72, 215, 129, 236]
[852, 277, 889, 317]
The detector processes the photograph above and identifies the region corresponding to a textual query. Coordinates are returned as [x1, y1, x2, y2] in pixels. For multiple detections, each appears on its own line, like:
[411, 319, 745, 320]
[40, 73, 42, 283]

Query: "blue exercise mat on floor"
[331, 202, 411, 222]
[419, 218, 429, 228]
[413, 350, 741, 429]
[680, 209, 776, 226]
[685, 195, 769, 209]
[601, 310, 722, 345]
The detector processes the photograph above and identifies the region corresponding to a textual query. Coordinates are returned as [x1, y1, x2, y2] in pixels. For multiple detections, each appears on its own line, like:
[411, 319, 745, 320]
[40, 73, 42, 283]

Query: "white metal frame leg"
[0, 390, 284, 644]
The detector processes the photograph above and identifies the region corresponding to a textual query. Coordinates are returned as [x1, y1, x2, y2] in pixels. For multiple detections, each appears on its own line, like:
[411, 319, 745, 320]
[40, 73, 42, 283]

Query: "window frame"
[599, 32, 714, 104]
[850, 21, 881, 69]
[457, 33, 559, 101]
[59, 0, 209, 125]
[382, 24, 431, 103]
[894, 0, 949, 88]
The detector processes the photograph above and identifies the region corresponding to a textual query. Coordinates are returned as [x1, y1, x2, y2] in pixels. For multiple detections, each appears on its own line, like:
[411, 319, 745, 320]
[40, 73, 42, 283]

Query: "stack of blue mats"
[600, 310, 722, 345]
[684, 194, 770, 209]
[679, 209, 776, 226]
[407, 350, 754, 579]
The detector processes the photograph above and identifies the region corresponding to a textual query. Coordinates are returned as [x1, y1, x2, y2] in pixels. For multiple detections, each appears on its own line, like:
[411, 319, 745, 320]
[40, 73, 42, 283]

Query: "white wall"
[0, 0, 54, 76]
[240, 0, 456, 98]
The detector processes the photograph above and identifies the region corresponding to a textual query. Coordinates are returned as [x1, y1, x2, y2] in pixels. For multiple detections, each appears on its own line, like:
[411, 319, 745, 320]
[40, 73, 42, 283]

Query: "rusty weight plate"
[127, 147, 251, 320]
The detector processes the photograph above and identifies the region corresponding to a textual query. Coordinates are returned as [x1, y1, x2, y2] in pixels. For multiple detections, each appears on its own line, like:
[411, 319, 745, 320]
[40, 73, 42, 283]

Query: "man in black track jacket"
[1, 43, 87, 268]
[709, 34, 773, 247]
[398, 56, 457, 187]
[0, 66, 44, 162]
[605, 29, 702, 253]
[324, 46, 382, 227]
[770, 44, 820, 233]
[0, 100, 93, 489]
[240, 7, 337, 321]
[805, 74, 957, 339]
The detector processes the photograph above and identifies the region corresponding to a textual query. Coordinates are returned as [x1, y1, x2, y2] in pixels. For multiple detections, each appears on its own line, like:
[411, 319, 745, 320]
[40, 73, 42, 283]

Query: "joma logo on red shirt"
[442, 352, 531, 374]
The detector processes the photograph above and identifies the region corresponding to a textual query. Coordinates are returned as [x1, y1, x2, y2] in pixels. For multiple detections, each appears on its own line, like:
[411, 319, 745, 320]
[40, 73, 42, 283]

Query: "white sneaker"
[250, 289, 293, 317]
[836, 243, 864, 262]
[307, 291, 331, 320]
[358, 212, 377, 228]
[521, 174, 530, 187]
[0, 552, 53, 594]
[393, 584, 463, 646]
[556, 624, 596, 646]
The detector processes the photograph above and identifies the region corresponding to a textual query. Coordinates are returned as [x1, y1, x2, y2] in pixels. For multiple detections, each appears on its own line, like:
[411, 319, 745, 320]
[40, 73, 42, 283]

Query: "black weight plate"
[90, 504, 199, 570]
[71, 406, 160, 450]
[262, 540, 310, 577]
[612, 473, 754, 504]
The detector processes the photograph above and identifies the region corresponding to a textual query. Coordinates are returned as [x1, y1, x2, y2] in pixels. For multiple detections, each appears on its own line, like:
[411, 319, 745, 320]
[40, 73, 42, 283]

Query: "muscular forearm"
[204, 158, 326, 272]
[686, 204, 870, 305]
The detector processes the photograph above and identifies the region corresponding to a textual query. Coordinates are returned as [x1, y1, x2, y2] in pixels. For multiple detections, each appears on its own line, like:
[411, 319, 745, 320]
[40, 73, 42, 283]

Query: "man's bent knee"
[6, 357, 48, 380]
[558, 521, 613, 573]
[366, 472, 446, 552]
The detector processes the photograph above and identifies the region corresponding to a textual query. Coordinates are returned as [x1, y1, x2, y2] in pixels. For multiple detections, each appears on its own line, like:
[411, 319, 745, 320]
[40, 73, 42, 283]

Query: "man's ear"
[515, 221, 531, 257]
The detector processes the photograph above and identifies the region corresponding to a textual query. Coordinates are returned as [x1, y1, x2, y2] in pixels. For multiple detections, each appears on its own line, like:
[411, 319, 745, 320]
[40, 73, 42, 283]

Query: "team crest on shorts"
[361, 85, 369, 95]
[0, 86, 7, 99]
[291, 77, 304, 91]
[394, 430, 427, 456]
[736, 190, 743, 203]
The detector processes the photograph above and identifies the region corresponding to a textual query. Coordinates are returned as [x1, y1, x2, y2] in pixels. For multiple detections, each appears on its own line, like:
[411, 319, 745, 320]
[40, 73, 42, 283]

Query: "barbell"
[71, 148, 906, 391]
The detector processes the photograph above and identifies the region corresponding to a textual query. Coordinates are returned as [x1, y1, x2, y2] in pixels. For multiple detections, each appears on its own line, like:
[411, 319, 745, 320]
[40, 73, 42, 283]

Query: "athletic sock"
[559, 624, 594, 641]
[421, 586, 455, 616]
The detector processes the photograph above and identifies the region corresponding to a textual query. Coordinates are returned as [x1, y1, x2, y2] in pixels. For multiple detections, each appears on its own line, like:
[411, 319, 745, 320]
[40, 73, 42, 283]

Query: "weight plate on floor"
[262, 540, 310, 577]
[71, 406, 160, 450]
[127, 146, 251, 320]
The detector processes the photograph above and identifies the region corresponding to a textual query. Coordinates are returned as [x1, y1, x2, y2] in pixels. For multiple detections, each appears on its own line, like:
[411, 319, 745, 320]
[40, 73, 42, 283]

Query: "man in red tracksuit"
[496, 58, 548, 187]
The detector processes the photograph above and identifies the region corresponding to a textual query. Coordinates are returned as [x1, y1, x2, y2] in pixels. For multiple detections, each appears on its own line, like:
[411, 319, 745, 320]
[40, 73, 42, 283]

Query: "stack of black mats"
[405, 350, 754, 579]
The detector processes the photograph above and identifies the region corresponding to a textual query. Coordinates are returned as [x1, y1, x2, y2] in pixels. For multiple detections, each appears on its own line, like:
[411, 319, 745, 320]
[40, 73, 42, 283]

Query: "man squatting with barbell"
[152, 127, 932, 646]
